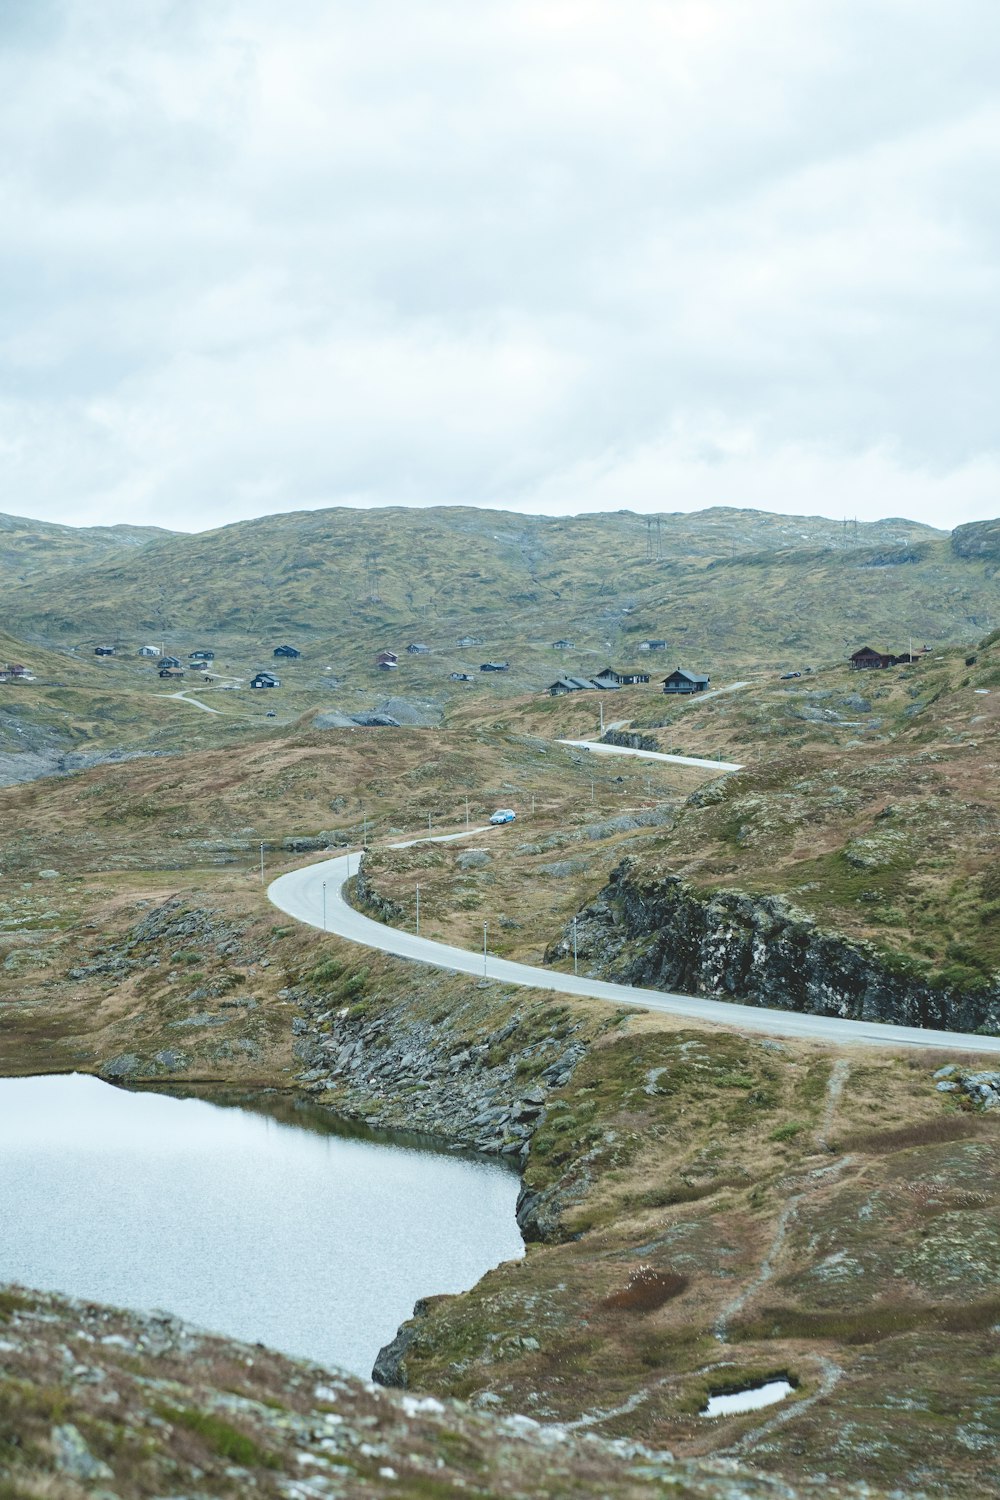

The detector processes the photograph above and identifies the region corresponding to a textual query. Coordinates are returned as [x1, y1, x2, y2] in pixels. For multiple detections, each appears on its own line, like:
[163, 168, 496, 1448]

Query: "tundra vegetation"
[1, 505, 999, 1497]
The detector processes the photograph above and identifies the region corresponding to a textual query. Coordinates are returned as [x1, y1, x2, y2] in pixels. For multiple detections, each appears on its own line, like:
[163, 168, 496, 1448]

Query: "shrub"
[602, 1267, 689, 1312]
[156, 1406, 278, 1469]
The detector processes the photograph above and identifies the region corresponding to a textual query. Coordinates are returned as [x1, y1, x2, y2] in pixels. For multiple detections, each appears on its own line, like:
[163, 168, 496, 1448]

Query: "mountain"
[3, 507, 995, 695]
[0, 510, 170, 587]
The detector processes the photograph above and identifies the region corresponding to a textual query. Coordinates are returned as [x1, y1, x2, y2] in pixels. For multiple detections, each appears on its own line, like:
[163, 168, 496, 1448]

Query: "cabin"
[190, 650, 215, 662]
[376, 651, 398, 669]
[662, 668, 710, 695]
[8, 664, 29, 679]
[137, 645, 159, 658]
[407, 643, 430, 654]
[457, 635, 480, 648]
[449, 672, 473, 681]
[594, 667, 650, 687]
[850, 646, 894, 670]
[638, 639, 666, 651]
[251, 671, 280, 689]
[480, 661, 510, 672]
[157, 656, 182, 669]
[274, 645, 301, 659]
[159, 667, 184, 680]
[94, 646, 115, 657]
[547, 676, 597, 696]
[552, 639, 574, 650]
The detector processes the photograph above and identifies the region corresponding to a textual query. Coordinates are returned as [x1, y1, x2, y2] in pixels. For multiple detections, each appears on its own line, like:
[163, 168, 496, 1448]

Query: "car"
[266, 710, 277, 717]
[780, 671, 802, 679]
[489, 808, 516, 825]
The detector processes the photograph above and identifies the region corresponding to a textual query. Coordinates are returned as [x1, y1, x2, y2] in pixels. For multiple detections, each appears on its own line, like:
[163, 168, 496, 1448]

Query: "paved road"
[558, 739, 743, 772]
[159, 690, 222, 715]
[267, 837, 1000, 1055]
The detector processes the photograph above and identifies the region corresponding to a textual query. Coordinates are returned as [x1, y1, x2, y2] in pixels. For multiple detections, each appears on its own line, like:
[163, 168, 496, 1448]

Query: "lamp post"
[572, 916, 578, 976]
[483, 923, 488, 980]
[259, 841, 265, 884]
[322, 881, 327, 931]
[415, 884, 420, 936]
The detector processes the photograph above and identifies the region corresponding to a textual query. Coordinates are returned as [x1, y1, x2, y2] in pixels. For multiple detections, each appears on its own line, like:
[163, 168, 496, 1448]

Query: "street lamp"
[322, 881, 327, 931]
[415, 883, 420, 935]
[572, 916, 578, 976]
[483, 922, 488, 980]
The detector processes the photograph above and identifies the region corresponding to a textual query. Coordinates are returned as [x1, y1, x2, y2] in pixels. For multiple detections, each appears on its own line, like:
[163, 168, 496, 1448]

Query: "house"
[449, 672, 473, 682]
[638, 639, 666, 651]
[662, 668, 710, 694]
[594, 667, 650, 687]
[547, 676, 597, 696]
[376, 651, 398, 669]
[94, 646, 115, 657]
[157, 656, 181, 669]
[552, 639, 574, 650]
[407, 643, 430, 654]
[137, 645, 160, 658]
[251, 671, 280, 689]
[190, 650, 215, 662]
[480, 661, 510, 672]
[8, 664, 29, 679]
[274, 645, 301, 659]
[457, 636, 480, 648]
[850, 646, 894, 670]
[159, 667, 184, 680]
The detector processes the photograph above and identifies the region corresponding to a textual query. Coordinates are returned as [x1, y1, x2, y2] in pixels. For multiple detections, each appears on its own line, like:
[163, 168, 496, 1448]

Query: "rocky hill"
[4, 506, 996, 700]
[0, 509, 167, 585]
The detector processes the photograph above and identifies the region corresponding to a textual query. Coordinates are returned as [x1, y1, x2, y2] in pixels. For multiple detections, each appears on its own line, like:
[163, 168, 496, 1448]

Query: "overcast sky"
[2, 1, 999, 533]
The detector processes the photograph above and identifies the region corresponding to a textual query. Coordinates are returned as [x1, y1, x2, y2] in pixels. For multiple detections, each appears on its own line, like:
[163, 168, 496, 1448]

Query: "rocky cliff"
[550, 860, 1000, 1033]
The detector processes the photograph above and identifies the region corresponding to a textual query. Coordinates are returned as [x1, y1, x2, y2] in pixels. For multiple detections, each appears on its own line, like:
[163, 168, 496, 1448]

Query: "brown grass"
[602, 1267, 689, 1313]
[832, 1115, 989, 1155]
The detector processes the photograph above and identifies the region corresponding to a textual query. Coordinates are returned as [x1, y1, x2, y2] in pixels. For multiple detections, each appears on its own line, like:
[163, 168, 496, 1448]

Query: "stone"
[51, 1423, 114, 1482]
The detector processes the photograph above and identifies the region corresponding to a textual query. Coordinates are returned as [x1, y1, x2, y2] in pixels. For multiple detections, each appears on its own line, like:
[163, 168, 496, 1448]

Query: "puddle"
[702, 1378, 794, 1417]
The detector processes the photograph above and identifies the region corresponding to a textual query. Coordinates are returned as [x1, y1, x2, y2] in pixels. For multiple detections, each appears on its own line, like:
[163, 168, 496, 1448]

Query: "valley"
[1, 503, 999, 1499]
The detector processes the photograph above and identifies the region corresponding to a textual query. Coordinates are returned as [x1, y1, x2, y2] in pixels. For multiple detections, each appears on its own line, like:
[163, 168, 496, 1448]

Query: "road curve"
[267, 838, 1000, 1055]
[558, 739, 743, 772]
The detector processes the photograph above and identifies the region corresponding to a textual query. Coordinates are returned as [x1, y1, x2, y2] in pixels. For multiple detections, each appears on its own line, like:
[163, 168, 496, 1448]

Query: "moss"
[155, 1405, 280, 1469]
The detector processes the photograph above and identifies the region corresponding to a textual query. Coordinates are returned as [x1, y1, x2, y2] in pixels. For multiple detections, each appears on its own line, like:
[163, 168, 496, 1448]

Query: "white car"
[489, 808, 517, 825]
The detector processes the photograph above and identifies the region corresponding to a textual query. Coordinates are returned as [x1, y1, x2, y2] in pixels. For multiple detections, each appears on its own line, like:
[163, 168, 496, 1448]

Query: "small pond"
[703, 1378, 794, 1417]
[0, 1073, 523, 1378]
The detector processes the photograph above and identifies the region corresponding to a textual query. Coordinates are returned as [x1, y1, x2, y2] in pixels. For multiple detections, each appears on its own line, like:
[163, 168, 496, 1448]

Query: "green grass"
[155, 1404, 279, 1468]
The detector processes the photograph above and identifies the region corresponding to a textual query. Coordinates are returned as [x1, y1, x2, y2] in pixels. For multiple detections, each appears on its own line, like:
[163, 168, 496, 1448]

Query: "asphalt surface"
[268, 833, 1000, 1056]
[558, 739, 743, 771]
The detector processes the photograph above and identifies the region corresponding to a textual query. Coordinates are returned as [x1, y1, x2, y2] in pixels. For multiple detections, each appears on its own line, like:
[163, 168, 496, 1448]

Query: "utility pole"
[362, 813, 368, 846]
[427, 812, 432, 834]
[259, 841, 265, 884]
[572, 916, 578, 976]
[465, 795, 470, 826]
[322, 881, 327, 931]
[415, 884, 420, 935]
[483, 923, 488, 980]
[599, 699, 605, 734]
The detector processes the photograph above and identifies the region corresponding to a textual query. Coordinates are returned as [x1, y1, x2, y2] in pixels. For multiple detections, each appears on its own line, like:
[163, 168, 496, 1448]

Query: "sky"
[2, 0, 999, 533]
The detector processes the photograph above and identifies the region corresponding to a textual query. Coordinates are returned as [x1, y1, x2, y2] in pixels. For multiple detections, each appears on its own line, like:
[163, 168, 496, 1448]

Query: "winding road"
[268, 833, 1000, 1056]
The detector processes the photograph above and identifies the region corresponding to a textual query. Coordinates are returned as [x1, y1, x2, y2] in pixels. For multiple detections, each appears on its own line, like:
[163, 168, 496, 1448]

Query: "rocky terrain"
[0, 1285, 891, 1500]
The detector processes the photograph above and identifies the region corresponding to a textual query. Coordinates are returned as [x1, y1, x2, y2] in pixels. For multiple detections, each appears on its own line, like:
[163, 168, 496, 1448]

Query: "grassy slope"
[5, 505, 996, 704]
[0, 509, 168, 584]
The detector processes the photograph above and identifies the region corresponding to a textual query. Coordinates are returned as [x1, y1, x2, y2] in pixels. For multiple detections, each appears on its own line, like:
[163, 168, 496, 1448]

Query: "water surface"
[0, 1073, 523, 1377]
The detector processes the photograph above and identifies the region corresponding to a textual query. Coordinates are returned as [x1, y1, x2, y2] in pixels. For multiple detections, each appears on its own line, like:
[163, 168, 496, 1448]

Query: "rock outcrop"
[550, 860, 1000, 1034]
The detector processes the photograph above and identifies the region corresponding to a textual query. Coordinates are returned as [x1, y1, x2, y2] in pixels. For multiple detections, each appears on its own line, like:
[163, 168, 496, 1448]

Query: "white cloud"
[1, 0, 998, 530]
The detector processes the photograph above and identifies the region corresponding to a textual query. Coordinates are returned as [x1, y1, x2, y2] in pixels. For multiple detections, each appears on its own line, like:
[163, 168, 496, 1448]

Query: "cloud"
[1, 0, 999, 530]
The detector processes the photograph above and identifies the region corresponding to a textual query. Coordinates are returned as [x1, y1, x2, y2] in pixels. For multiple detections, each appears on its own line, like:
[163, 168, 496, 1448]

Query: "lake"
[0, 1073, 523, 1378]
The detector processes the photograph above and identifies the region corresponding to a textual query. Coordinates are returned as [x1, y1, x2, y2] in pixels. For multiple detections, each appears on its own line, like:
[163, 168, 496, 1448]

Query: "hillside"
[4, 507, 996, 709]
[0, 509, 168, 585]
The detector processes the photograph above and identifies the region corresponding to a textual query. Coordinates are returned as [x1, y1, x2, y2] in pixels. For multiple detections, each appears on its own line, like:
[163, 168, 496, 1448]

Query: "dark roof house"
[274, 645, 301, 659]
[850, 646, 894, 670]
[376, 650, 398, 669]
[638, 640, 666, 651]
[157, 656, 181, 669]
[251, 671, 280, 689]
[594, 667, 650, 687]
[547, 676, 596, 696]
[407, 643, 430, 654]
[480, 661, 510, 672]
[94, 646, 115, 656]
[190, 650, 215, 662]
[662, 668, 710, 694]
[159, 667, 184, 679]
[552, 639, 574, 649]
